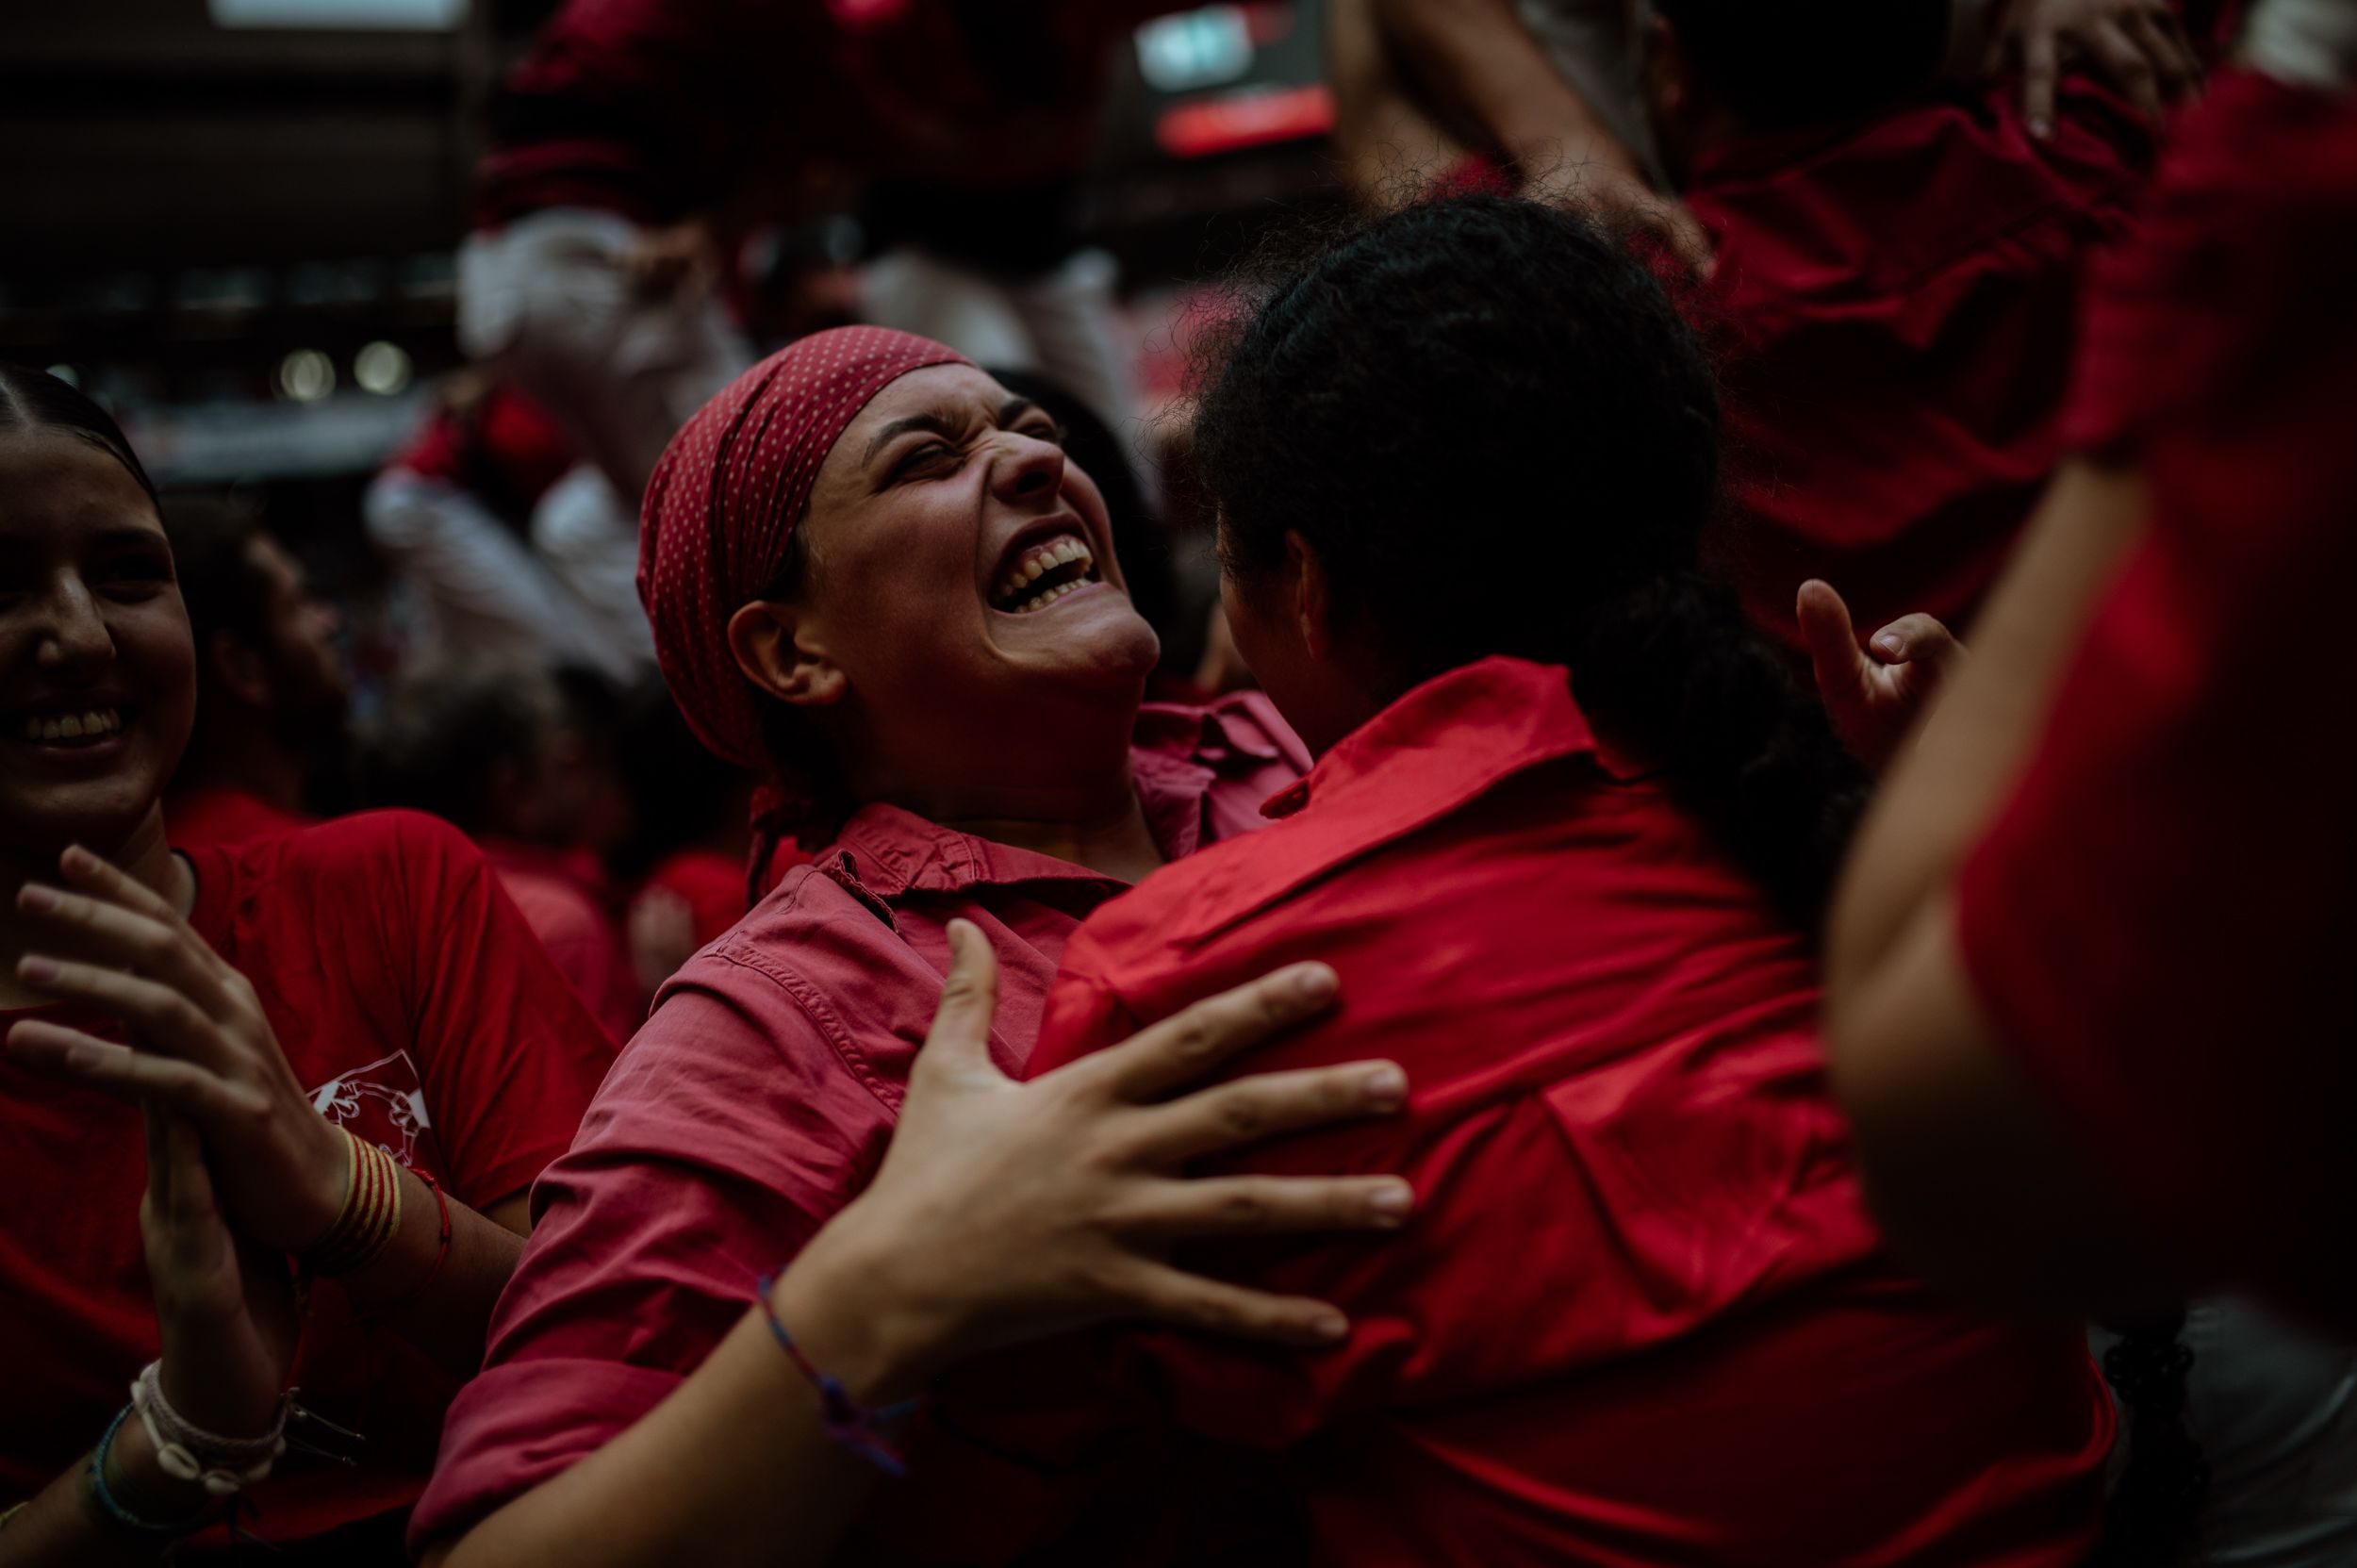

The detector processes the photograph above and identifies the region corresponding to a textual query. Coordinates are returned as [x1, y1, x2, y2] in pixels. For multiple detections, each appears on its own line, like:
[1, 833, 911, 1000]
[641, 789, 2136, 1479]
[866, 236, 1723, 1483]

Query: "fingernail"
[1292, 965, 1338, 1001]
[1363, 1065, 1408, 1106]
[1367, 1180, 1413, 1217]
[18, 885, 58, 913]
[17, 956, 57, 983]
[2028, 116, 2052, 140]
[1874, 634, 1905, 657]
[60, 845, 94, 872]
[1309, 1312, 1349, 1342]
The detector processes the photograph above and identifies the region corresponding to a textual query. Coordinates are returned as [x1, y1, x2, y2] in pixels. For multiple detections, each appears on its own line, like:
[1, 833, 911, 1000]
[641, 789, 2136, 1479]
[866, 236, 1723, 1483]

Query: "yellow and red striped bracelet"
[298, 1128, 404, 1279]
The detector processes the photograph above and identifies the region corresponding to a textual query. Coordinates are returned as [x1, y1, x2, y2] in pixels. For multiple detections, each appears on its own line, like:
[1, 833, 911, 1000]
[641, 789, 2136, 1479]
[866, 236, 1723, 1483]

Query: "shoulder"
[636, 862, 931, 1102]
[202, 809, 488, 916]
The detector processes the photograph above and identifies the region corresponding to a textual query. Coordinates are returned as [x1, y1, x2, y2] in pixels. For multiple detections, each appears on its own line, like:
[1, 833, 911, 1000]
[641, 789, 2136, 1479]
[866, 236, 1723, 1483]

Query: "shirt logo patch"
[306, 1050, 436, 1170]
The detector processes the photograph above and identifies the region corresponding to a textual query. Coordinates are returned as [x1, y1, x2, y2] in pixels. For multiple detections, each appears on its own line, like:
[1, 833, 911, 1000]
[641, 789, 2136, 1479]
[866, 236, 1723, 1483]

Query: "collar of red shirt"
[1261, 654, 1640, 825]
[824, 699, 1293, 901]
[1096, 657, 1640, 949]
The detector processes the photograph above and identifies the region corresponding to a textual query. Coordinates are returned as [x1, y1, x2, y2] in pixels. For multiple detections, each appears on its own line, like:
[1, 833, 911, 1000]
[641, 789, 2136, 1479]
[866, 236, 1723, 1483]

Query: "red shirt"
[635, 845, 754, 949]
[164, 783, 311, 849]
[410, 697, 1308, 1556]
[1689, 80, 2151, 650]
[1957, 70, 2357, 1330]
[483, 840, 642, 1045]
[1018, 658, 2112, 1567]
[0, 813, 616, 1547]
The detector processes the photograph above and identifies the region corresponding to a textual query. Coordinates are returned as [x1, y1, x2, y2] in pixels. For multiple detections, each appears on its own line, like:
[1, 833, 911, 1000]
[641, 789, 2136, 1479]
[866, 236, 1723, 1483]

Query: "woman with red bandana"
[412, 326, 1417, 1565]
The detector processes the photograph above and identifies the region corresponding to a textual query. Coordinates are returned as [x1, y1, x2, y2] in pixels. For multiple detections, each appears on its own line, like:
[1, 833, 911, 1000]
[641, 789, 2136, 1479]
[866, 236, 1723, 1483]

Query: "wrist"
[94, 1407, 211, 1531]
[768, 1224, 952, 1406]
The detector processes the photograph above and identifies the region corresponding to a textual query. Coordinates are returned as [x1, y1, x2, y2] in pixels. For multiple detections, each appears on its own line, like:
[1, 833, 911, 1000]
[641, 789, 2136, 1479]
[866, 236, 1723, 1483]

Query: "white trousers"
[458, 208, 752, 508]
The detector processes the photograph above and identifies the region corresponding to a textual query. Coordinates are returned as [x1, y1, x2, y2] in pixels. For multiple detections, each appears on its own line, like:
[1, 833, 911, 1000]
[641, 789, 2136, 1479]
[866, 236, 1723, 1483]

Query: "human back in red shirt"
[1015, 195, 2112, 1564]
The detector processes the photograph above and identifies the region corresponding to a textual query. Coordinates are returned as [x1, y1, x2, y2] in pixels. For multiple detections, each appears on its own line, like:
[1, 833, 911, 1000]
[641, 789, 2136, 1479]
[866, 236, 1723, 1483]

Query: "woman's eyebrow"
[863, 411, 958, 467]
[998, 396, 1043, 427]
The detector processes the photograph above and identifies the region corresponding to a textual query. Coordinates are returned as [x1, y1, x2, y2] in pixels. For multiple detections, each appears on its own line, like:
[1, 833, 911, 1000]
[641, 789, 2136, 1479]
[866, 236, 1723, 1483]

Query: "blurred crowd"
[2, 1, 2353, 1565]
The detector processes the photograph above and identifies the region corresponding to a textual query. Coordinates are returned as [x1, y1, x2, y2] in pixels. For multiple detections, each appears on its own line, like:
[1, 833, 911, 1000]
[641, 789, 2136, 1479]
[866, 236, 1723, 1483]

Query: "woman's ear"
[1284, 531, 1339, 662]
[726, 601, 848, 709]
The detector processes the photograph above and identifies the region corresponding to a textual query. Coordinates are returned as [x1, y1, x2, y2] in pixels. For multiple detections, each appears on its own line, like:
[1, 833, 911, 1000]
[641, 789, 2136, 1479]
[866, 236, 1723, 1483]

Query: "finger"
[914, 919, 1004, 1084]
[1129, 1060, 1409, 1164]
[1795, 579, 1867, 701]
[16, 883, 236, 1016]
[2087, 17, 2164, 120]
[1113, 1172, 1415, 1241]
[1863, 613, 1962, 668]
[2124, 7, 2200, 104]
[58, 842, 191, 926]
[14, 953, 234, 1071]
[1121, 1261, 1352, 1347]
[143, 1098, 173, 1213]
[2020, 25, 2062, 138]
[1099, 964, 1342, 1100]
[160, 1114, 223, 1227]
[8, 1018, 257, 1121]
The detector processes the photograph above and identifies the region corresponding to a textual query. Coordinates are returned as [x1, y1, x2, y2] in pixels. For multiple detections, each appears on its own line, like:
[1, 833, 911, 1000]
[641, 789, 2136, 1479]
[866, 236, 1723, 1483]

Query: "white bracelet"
[129, 1362, 291, 1498]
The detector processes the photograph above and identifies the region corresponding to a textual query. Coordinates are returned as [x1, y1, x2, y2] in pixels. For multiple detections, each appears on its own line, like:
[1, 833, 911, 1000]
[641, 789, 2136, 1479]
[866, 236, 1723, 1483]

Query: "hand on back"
[786, 921, 1415, 1395]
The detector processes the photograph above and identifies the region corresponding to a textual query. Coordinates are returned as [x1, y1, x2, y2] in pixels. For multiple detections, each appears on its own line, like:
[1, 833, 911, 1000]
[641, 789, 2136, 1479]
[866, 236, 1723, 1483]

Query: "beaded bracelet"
[130, 1361, 290, 1497]
[83, 1405, 215, 1540]
[754, 1273, 926, 1477]
[299, 1128, 404, 1279]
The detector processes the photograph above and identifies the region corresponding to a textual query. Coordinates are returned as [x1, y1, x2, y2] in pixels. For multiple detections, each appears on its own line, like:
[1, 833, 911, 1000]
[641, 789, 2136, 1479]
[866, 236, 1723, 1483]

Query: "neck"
[173, 710, 306, 812]
[865, 715, 1164, 883]
[939, 784, 1165, 884]
[0, 809, 192, 1009]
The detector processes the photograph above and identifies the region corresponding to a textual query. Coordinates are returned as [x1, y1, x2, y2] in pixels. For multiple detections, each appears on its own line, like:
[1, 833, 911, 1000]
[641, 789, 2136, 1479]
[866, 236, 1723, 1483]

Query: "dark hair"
[1653, 0, 1950, 130]
[359, 657, 565, 834]
[160, 497, 272, 669]
[1195, 195, 1867, 925]
[2096, 1312, 2210, 1567]
[0, 364, 161, 505]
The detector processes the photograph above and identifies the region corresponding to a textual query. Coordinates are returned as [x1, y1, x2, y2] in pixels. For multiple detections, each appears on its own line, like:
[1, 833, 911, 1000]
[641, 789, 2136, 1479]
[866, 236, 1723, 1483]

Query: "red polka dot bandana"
[637, 326, 971, 770]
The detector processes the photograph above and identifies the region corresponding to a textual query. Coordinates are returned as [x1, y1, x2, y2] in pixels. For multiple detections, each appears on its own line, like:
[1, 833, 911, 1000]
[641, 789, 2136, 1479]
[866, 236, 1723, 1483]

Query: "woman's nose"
[989, 433, 1066, 504]
[36, 576, 114, 671]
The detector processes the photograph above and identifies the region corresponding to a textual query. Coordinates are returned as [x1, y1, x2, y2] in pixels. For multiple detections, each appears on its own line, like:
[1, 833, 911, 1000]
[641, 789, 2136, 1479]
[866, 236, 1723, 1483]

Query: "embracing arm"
[1821, 460, 2182, 1312]
[426, 924, 1412, 1568]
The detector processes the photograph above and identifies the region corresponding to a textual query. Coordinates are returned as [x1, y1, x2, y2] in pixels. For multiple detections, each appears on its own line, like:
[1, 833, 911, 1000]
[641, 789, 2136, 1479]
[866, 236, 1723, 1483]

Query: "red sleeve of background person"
[485, 843, 643, 1045]
[1688, 79, 2151, 651]
[1957, 71, 2357, 1329]
[639, 846, 756, 946]
[0, 812, 612, 1546]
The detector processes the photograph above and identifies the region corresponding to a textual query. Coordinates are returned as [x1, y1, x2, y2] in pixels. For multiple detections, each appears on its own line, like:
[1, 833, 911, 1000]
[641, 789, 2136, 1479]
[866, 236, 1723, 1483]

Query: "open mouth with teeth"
[16, 707, 127, 746]
[990, 534, 1101, 615]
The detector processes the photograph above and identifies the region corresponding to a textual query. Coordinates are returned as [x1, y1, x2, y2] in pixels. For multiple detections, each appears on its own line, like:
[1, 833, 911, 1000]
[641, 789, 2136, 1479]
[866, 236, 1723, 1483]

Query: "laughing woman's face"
[0, 430, 195, 863]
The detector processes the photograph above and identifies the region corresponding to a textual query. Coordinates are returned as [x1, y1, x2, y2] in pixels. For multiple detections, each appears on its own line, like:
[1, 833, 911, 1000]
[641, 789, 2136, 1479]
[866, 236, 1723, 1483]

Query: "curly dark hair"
[1193, 194, 1869, 925]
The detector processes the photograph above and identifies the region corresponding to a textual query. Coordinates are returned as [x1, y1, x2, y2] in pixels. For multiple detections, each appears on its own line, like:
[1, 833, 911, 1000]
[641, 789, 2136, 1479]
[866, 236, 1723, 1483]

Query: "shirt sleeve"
[385, 812, 618, 1209]
[409, 972, 887, 1551]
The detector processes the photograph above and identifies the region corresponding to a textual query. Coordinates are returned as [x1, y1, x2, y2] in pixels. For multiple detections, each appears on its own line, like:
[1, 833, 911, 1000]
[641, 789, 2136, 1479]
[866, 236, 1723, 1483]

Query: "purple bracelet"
[755, 1273, 927, 1477]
